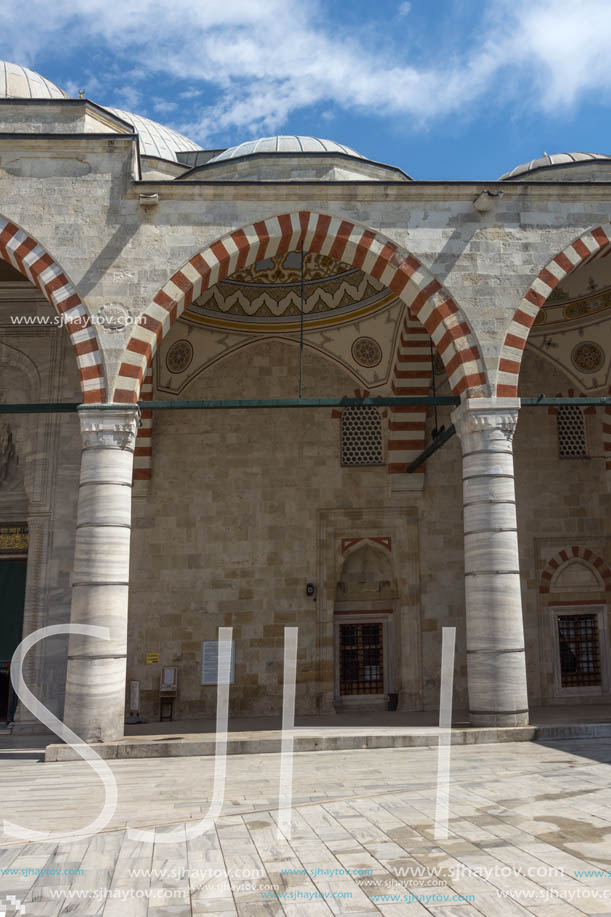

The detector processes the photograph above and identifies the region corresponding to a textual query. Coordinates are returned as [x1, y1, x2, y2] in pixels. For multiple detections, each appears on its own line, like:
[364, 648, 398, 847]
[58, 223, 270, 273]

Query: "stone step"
[44, 721, 611, 762]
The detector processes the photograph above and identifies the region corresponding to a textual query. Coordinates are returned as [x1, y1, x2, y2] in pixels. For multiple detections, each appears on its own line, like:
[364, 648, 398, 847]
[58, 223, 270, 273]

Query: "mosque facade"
[2, 62, 611, 741]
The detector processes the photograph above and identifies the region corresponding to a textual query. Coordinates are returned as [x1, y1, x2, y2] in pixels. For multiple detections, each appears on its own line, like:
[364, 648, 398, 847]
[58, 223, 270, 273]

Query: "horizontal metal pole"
[520, 396, 611, 406]
[0, 402, 79, 413]
[1, 395, 611, 414]
[407, 424, 457, 473]
[141, 396, 462, 410]
[0, 396, 461, 413]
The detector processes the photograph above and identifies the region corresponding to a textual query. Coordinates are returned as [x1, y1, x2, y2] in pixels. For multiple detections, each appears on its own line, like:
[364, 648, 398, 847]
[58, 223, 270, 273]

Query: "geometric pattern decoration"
[571, 340, 604, 373]
[556, 404, 588, 458]
[0, 215, 105, 402]
[340, 404, 384, 466]
[187, 251, 390, 332]
[166, 339, 193, 373]
[114, 210, 486, 404]
[352, 336, 382, 367]
[539, 545, 611, 593]
[498, 223, 611, 396]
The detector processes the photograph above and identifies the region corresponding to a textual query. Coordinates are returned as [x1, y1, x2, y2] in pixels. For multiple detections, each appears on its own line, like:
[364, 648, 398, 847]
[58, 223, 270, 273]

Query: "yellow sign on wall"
[146, 652, 160, 665]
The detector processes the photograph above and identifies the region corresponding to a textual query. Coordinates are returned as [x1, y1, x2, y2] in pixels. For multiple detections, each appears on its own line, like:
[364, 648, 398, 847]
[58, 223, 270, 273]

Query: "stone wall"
[0, 294, 81, 723]
[128, 340, 391, 718]
[124, 340, 611, 720]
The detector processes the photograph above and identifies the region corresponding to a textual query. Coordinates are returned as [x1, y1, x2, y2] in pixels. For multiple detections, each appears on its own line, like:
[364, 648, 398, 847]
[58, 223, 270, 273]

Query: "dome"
[209, 135, 365, 162]
[0, 61, 68, 100]
[104, 107, 203, 162]
[500, 152, 611, 180]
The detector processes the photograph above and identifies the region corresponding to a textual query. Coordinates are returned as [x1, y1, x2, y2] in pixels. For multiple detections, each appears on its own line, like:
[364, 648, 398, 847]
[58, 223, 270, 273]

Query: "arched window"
[341, 406, 384, 466]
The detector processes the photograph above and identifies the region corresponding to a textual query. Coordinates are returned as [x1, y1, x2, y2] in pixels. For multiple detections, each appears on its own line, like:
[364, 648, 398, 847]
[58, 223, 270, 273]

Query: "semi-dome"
[104, 107, 203, 162]
[500, 152, 611, 180]
[0, 61, 68, 100]
[209, 136, 365, 162]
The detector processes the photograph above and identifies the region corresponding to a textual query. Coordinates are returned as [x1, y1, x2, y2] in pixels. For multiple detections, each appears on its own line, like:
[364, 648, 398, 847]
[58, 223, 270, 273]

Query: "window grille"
[556, 405, 587, 458]
[557, 614, 601, 687]
[341, 406, 384, 466]
[339, 622, 385, 695]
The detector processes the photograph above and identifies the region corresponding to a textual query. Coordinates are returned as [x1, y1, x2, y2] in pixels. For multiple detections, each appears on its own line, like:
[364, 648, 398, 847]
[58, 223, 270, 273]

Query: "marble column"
[451, 398, 529, 727]
[62, 406, 139, 743]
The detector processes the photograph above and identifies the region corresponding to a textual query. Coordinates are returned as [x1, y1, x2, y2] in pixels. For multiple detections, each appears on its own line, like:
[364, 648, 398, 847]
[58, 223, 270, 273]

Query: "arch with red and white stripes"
[387, 308, 434, 476]
[133, 366, 153, 489]
[539, 545, 611, 593]
[113, 211, 486, 404]
[497, 224, 611, 397]
[0, 215, 105, 402]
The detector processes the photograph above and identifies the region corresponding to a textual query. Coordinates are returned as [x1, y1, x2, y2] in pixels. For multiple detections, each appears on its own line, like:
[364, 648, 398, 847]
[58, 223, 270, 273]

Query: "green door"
[0, 559, 27, 721]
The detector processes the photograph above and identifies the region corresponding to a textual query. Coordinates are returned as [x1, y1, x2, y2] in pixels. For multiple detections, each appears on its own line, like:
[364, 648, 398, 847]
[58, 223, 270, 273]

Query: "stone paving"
[1, 738, 611, 914]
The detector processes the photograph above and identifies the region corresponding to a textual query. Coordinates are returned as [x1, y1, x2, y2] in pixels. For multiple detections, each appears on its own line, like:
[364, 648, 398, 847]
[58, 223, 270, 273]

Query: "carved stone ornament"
[452, 398, 520, 443]
[78, 408, 140, 450]
[462, 410, 519, 440]
[96, 302, 135, 332]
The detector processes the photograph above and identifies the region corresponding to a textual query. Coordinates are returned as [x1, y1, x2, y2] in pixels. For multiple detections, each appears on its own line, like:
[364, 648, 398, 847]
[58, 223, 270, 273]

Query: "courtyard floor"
[1, 737, 611, 914]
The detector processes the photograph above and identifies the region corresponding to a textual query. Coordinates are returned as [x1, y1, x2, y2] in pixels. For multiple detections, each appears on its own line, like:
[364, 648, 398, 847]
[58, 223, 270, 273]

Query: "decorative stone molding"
[452, 397, 520, 444]
[78, 407, 140, 451]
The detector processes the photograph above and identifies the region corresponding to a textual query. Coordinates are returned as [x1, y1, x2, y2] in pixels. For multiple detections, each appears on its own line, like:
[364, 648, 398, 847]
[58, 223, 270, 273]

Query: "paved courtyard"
[1, 738, 611, 915]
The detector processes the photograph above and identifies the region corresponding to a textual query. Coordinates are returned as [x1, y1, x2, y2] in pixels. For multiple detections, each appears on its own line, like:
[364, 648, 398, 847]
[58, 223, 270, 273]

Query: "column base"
[470, 711, 529, 727]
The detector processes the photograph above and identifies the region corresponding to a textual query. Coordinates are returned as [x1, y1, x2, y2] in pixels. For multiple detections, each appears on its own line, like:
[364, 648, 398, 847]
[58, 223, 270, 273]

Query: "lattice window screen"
[201, 640, 236, 685]
[557, 613, 601, 687]
[557, 405, 588, 458]
[341, 406, 384, 466]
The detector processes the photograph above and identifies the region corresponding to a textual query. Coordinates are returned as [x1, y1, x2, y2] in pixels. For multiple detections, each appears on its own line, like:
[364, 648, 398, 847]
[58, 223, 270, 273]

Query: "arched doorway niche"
[334, 540, 399, 712]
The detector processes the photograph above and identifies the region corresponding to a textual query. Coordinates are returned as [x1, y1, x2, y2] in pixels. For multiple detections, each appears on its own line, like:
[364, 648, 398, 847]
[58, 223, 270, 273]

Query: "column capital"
[451, 397, 520, 443]
[78, 406, 140, 451]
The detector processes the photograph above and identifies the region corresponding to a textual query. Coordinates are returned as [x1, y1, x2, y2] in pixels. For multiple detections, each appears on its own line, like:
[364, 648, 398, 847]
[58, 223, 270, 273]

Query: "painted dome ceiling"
[182, 250, 397, 332]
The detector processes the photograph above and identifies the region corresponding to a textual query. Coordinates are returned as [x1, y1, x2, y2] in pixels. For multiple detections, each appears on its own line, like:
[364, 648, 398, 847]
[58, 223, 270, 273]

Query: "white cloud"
[1, 0, 611, 142]
[398, 2, 411, 18]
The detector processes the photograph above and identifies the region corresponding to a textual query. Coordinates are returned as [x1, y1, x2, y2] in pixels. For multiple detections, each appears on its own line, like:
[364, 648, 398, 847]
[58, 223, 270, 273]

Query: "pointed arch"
[0, 216, 105, 402]
[497, 224, 611, 397]
[540, 546, 611, 593]
[113, 211, 487, 403]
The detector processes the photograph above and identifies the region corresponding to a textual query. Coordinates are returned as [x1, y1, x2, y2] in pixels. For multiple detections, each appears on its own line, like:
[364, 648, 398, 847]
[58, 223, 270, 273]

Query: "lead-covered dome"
[500, 152, 611, 180]
[104, 107, 203, 162]
[209, 135, 364, 162]
[183, 134, 410, 182]
[0, 61, 68, 100]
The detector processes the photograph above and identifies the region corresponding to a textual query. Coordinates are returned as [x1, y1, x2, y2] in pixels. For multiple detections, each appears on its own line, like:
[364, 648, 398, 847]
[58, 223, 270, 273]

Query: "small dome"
[209, 135, 364, 162]
[500, 152, 611, 180]
[104, 107, 202, 162]
[0, 61, 68, 100]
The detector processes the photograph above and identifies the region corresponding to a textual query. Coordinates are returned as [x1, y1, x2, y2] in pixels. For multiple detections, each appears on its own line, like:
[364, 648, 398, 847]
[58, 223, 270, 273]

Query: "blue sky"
[2, 0, 611, 180]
